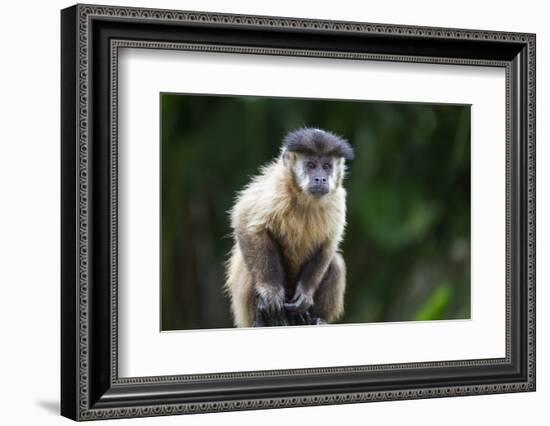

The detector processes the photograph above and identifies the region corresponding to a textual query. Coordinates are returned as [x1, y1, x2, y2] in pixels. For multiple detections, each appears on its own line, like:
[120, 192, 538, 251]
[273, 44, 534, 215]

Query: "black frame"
[61, 3, 536, 421]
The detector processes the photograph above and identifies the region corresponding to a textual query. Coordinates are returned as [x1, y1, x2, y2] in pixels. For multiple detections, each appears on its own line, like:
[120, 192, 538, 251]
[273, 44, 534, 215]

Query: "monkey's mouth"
[308, 185, 329, 197]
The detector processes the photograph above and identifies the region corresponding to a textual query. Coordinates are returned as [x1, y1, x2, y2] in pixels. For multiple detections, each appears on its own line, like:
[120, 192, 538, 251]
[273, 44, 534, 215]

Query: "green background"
[161, 94, 471, 330]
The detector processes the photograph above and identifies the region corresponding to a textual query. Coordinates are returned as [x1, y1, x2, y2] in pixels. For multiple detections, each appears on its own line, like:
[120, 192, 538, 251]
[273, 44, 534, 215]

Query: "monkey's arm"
[284, 244, 333, 315]
[236, 229, 288, 326]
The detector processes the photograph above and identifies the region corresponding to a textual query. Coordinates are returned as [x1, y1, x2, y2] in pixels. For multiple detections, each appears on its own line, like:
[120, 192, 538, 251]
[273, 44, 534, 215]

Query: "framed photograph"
[61, 3, 536, 421]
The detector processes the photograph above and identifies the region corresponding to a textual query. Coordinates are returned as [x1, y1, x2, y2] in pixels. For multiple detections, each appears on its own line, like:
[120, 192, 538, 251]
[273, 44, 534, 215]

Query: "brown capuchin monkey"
[224, 128, 354, 327]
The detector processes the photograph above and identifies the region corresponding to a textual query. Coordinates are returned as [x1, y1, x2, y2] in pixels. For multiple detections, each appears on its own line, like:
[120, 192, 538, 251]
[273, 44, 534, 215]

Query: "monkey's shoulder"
[230, 161, 289, 228]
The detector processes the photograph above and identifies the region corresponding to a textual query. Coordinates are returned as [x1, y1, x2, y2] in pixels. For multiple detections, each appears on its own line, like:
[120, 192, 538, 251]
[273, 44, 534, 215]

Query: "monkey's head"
[281, 128, 354, 198]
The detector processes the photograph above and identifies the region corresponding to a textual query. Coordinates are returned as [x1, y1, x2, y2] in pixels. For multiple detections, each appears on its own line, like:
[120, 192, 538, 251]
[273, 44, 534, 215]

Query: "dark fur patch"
[236, 229, 286, 288]
[283, 128, 354, 161]
[311, 254, 345, 321]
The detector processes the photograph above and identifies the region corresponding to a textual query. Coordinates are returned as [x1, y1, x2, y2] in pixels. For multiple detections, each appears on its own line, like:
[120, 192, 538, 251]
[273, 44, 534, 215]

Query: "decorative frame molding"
[61, 3, 536, 421]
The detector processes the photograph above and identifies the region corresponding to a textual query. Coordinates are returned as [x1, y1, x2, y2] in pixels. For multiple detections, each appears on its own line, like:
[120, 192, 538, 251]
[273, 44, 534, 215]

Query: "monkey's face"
[286, 152, 344, 198]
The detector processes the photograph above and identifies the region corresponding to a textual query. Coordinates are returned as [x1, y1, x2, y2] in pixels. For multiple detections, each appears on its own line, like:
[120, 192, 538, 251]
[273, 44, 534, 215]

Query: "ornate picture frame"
[61, 3, 536, 421]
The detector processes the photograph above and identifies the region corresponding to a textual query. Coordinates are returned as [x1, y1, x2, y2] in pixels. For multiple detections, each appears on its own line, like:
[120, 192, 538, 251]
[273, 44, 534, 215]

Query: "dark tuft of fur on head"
[283, 128, 354, 161]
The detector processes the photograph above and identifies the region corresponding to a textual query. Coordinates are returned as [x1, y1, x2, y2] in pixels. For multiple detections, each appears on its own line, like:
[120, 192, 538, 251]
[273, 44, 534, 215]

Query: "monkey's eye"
[306, 161, 316, 170]
[322, 163, 332, 171]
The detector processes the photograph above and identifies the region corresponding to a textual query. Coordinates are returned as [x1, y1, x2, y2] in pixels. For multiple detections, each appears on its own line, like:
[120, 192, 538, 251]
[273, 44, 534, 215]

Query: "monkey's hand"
[284, 284, 314, 315]
[255, 285, 287, 326]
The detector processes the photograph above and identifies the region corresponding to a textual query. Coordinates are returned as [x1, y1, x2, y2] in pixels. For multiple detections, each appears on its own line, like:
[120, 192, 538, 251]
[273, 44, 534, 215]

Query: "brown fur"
[224, 130, 350, 327]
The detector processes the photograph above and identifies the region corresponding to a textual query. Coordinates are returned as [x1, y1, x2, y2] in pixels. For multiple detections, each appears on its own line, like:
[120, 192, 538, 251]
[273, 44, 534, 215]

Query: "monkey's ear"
[282, 149, 297, 168]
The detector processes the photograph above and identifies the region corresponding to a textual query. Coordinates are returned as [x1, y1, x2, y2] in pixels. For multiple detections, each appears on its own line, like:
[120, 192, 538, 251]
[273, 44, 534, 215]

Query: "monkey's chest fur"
[268, 197, 344, 290]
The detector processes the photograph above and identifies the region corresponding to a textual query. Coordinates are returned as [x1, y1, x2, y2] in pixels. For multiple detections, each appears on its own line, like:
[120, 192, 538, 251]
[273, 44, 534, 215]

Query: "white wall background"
[0, 0, 546, 424]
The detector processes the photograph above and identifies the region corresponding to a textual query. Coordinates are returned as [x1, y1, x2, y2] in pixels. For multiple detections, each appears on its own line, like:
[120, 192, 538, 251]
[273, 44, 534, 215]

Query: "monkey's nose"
[314, 177, 327, 184]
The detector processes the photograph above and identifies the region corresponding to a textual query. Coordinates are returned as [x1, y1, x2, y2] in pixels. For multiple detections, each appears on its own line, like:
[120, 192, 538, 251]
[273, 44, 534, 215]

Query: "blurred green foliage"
[161, 94, 470, 330]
